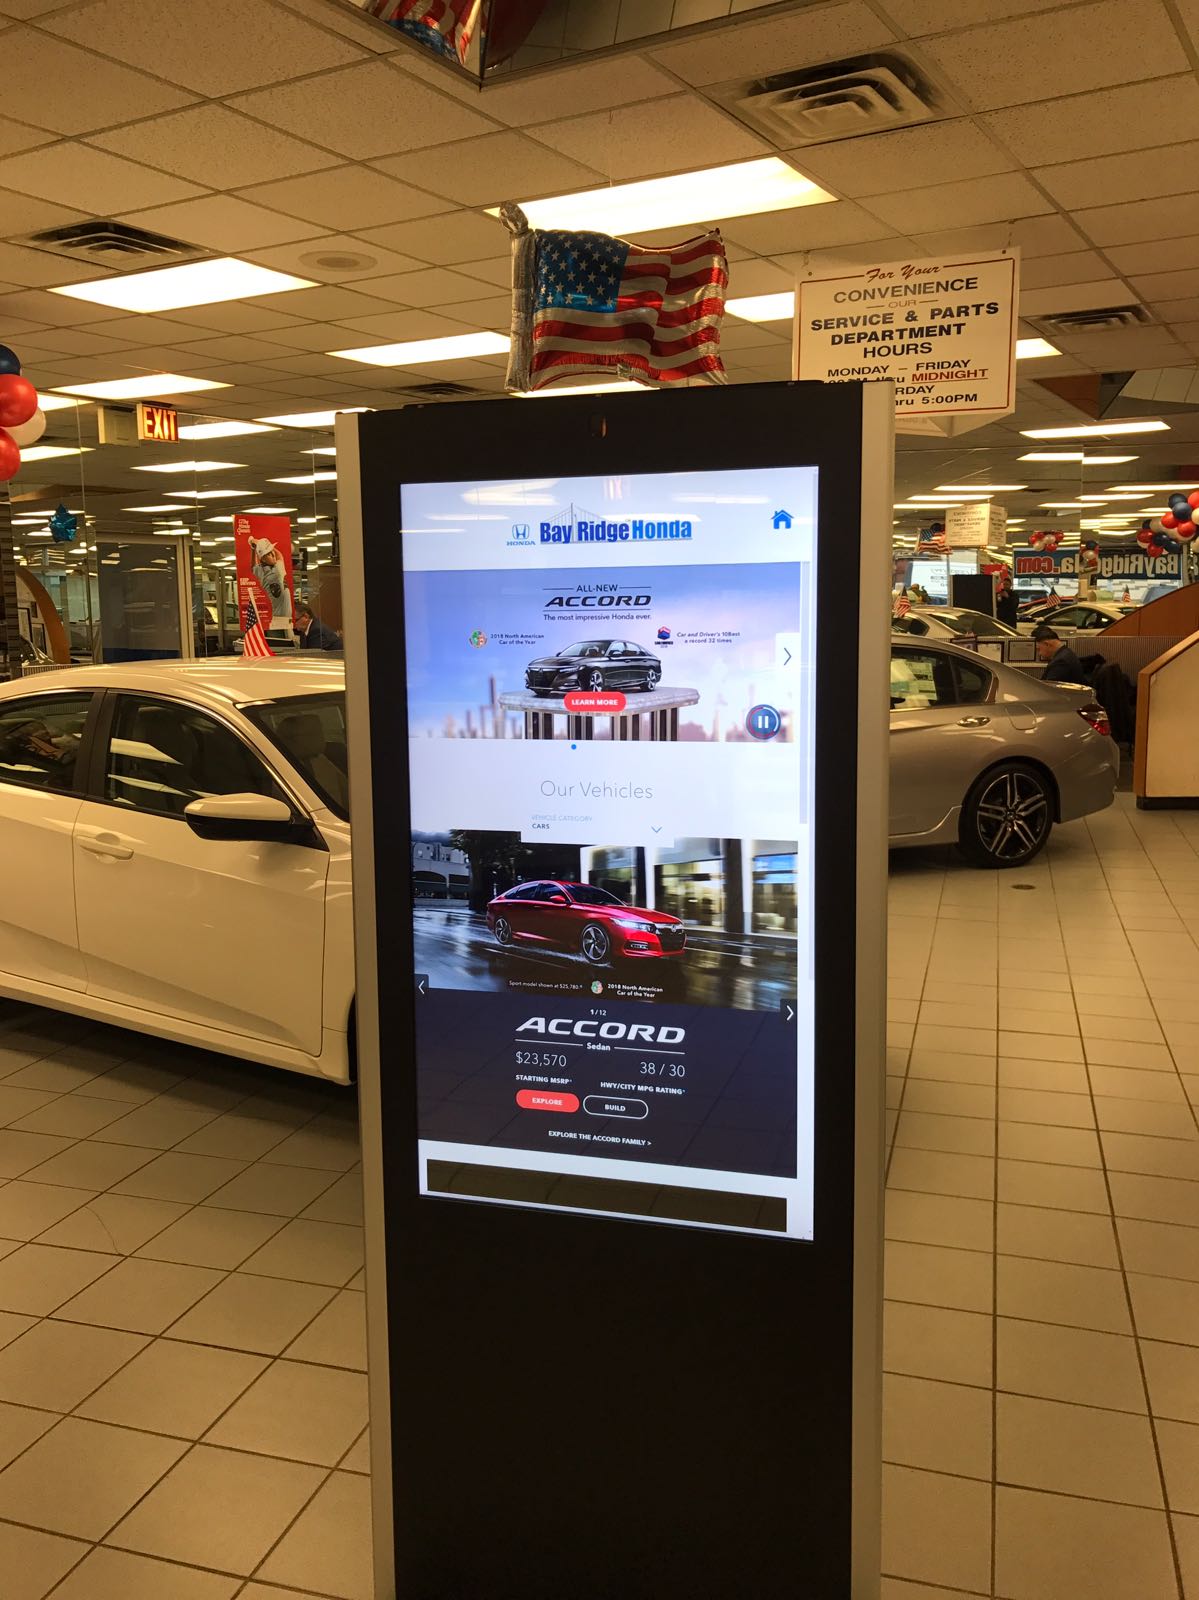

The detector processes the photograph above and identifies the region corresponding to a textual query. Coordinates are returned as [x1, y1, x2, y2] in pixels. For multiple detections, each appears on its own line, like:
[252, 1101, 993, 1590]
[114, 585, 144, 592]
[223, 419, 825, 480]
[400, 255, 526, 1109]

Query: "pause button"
[746, 703, 782, 740]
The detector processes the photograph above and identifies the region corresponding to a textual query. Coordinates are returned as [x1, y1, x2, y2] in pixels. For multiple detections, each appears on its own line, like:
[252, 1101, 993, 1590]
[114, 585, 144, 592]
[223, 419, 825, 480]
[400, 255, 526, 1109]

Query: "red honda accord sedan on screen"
[486, 880, 686, 965]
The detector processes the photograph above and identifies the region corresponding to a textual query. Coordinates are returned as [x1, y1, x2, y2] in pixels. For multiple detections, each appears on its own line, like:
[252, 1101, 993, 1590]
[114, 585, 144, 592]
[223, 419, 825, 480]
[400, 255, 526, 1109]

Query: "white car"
[892, 606, 1022, 643]
[1016, 600, 1130, 635]
[0, 658, 354, 1083]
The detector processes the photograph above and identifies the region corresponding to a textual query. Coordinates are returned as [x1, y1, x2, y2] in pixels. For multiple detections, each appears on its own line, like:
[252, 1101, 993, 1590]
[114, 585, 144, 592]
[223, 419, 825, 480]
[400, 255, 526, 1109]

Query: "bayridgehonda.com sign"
[796, 253, 1018, 421]
[1013, 545, 1183, 582]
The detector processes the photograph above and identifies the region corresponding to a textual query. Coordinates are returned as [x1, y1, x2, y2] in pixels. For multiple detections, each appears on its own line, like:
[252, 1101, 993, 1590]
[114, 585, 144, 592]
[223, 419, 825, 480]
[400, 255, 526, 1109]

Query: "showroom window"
[105, 696, 283, 819]
[0, 693, 92, 794]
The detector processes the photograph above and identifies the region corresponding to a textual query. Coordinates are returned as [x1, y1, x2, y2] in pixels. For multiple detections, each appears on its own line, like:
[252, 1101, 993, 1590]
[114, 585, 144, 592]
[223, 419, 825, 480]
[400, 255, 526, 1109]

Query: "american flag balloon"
[365, 0, 482, 63]
[501, 204, 728, 392]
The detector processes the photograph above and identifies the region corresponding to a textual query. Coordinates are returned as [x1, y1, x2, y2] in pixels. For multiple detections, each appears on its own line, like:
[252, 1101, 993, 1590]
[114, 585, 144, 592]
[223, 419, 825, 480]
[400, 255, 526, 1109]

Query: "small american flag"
[893, 590, 912, 616]
[242, 620, 274, 659]
[503, 209, 728, 392]
[365, 0, 481, 63]
[916, 531, 948, 554]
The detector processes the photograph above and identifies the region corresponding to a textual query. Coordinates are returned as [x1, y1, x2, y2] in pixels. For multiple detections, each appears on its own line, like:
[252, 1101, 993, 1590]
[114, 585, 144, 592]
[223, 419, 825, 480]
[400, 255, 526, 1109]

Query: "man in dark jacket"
[1032, 626, 1089, 684]
[296, 601, 341, 651]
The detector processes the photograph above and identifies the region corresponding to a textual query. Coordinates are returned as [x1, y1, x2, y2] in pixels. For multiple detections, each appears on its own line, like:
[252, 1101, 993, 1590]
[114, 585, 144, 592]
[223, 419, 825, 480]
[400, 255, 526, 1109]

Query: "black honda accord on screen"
[525, 639, 661, 696]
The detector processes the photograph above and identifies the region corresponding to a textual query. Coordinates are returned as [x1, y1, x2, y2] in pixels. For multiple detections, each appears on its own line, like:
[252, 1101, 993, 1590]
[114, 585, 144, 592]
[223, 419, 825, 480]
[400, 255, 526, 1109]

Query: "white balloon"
[7, 409, 45, 448]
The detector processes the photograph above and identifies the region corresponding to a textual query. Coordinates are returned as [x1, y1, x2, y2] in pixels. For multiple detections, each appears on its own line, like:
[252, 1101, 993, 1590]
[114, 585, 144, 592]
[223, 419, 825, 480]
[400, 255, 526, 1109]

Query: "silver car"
[890, 637, 1119, 867]
[893, 606, 1022, 643]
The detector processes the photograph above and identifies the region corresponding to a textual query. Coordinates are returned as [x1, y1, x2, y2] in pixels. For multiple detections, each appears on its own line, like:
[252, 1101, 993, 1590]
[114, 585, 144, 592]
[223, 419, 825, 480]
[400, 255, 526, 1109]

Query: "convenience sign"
[796, 252, 1018, 429]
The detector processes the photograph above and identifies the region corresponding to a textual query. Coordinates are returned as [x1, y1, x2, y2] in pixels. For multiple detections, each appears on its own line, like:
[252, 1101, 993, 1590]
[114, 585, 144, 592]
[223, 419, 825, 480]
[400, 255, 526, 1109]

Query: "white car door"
[0, 688, 95, 991]
[72, 691, 329, 1053]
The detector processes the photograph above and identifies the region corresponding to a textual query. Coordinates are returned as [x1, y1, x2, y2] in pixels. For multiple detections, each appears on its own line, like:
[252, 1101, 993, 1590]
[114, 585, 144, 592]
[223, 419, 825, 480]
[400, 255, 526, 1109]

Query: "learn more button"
[516, 1089, 579, 1113]
[583, 1095, 649, 1119]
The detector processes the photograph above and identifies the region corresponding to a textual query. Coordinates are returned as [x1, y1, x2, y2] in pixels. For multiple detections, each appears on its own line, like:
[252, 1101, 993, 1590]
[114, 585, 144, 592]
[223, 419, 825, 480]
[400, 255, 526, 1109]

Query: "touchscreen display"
[401, 465, 818, 1240]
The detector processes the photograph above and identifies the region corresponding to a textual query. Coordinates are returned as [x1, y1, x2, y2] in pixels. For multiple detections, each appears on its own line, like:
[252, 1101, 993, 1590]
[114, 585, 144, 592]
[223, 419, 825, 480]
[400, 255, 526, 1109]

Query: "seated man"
[1032, 626, 1090, 685]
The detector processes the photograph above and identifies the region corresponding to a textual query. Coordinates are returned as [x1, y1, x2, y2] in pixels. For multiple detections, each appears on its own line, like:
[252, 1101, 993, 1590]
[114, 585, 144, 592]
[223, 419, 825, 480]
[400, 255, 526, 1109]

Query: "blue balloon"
[0, 346, 19, 376]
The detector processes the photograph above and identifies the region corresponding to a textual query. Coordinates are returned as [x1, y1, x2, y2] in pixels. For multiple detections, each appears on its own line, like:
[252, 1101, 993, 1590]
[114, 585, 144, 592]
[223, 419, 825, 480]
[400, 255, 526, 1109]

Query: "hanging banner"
[795, 251, 1018, 437]
[1012, 544, 1183, 582]
[234, 512, 295, 633]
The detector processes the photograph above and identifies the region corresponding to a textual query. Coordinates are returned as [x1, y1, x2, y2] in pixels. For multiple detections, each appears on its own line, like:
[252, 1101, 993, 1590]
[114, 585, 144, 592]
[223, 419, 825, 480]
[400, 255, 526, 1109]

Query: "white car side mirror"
[184, 792, 317, 847]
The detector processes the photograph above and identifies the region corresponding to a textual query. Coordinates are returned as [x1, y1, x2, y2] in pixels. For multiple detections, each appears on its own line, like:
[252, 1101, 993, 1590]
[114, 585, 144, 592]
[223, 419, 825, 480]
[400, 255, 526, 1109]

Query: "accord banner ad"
[402, 464, 818, 1240]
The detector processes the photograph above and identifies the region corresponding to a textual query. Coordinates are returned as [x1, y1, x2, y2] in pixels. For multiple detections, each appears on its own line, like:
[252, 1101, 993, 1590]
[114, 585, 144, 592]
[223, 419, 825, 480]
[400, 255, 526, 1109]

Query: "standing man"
[296, 601, 341, 651]
[1032, 626, 1089, 684]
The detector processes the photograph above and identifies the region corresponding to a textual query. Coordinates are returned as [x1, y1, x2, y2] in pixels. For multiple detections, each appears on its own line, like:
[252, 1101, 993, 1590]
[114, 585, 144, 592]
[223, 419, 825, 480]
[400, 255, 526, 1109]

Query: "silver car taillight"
[1078, 705, 1111, 736]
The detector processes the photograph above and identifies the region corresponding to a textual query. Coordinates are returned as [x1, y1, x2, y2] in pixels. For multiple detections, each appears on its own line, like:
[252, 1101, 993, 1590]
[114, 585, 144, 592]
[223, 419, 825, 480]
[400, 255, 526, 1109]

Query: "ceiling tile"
[0, 26, 194, 134]
[241, 284, 401, 322]
[1127, 267, 1199, 304]
[1103, 238, 1199, 277]
[332, 307, 477, 341]
[83, 313, 232, 344]
[879, 0, 1066, 31]
[237, 166, 446, 232]
[264, 0, 401, 54]
[1076, 194, 1199, 249]
[650, 3, 896, 84]
[920, 0, 1185, 112]
[774, 239, 921, 274]
[251, 322, 376, 352]
[470, 55, 677, 125]
[1018, 278, 1130, 316]
[1170, 0, 1199, 51]
[0, 142, 202, 214]
[255, 351, 362, 377]
[242, 235, 425, 282]
[121, 195, 322, 251]
[347, 265, 508, 308]
[0, 187, 88, 234]
[43, 0, 368, 95]
[0, 286, 123, 323]
[982, 77, 1199, 167]
[912, 213, 1084, 258]
[789, 121, 1014, 200]
[1052, 328, 1189, 366]
[530, 95, 767, 180]
[719, 257, 796, 295]
[1021, 251, 1114, 290]
[722, 201, 895, 256]
[230, 60, 499, 160]
[372, 131, 604, 206]
[862, 171, 1051, 233]
[91, 105, 341, 189]
[1034, 142, 1199, 212]
[167, 303, 309, 335]
[0, 115, 54, 158]
[15, 327, 141, 356]
[435, 294, 513, 331]
[173, 334, 306, 363]
[357, 210, 510, 266]
[451, 256, 512, 289]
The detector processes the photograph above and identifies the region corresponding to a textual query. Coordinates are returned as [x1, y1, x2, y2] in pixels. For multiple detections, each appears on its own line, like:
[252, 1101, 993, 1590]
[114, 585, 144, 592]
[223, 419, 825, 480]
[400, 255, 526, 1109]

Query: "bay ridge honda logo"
[506, 523, 531, 547]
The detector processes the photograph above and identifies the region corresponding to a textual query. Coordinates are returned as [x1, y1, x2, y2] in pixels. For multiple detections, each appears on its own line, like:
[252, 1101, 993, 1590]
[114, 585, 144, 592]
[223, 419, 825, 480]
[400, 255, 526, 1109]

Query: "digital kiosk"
[339, 381, 892, 1600]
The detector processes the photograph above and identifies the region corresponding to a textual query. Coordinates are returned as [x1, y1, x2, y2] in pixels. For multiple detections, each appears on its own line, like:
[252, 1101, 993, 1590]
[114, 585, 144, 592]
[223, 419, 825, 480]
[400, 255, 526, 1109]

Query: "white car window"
[105, 696, 284, 820]
[0, 693, 91, 794]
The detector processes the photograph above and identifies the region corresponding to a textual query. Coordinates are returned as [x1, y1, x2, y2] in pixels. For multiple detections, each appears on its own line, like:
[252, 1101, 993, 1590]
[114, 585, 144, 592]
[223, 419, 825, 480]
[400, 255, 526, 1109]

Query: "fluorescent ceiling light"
[245, 505, 296, 514]
[13, 445, 92, 461]
[133, 460, 245, 474]
[1039, 502, 1088, 508]
[52, 374, 230, 401]
[1015, 337, 1060, 360]
[269, 472, 336, 485]
[166, 488, 257, 500]
[522, 380, 647, 398]
[726, 292, 795, 322]
[1106, 482, 1199, 491]
[37, 394, 82, 413]
[178, 420, 278, 441]
[330, 331, 509, 367]
[302, 447, 337, 457]
[497, 158, 834, 236]
[124, 503, 191, 513]
[933, 484, 1026, 493]
[50, 257, 316, 314]
[1018, 452, 1138, 463]
[1080, 455, 1138, 465]
[1020, 420, 1169, 439]
[255, 408, 370, 429]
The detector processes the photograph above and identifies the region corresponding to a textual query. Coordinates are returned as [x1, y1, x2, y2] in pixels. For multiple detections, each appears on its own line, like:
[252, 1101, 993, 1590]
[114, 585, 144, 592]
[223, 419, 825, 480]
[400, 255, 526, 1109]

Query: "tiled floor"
[4, 793, 1199, 1598]
[0, 1003, 369, 1600]
[884, 794, 1199, 1600]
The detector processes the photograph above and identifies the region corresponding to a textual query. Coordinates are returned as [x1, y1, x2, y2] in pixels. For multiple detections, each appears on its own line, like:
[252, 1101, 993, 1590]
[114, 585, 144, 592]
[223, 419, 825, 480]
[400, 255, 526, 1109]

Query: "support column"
[0, 485, 21, 681]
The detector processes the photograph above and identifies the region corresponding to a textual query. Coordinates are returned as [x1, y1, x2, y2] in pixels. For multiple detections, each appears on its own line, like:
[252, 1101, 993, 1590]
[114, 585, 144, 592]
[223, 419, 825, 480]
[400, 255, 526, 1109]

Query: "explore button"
[516, 1089, 579, 1113]
[583, 1095, 649, 1120]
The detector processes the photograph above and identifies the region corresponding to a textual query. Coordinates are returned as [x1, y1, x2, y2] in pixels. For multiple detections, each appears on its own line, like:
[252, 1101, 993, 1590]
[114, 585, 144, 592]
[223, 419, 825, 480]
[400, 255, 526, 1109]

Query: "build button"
[516, 1090, 579, 1113]
[583, 1095, 649, 1119]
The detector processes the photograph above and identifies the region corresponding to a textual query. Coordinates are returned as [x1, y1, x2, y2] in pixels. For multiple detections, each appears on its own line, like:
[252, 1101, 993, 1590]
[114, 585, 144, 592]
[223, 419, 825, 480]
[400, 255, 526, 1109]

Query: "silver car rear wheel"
[961, 762, 1053, 868]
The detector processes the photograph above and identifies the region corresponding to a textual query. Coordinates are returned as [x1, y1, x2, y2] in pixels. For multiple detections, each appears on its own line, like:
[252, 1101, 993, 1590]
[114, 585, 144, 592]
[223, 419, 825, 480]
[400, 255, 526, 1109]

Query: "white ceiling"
[5, 0, 1199, 542]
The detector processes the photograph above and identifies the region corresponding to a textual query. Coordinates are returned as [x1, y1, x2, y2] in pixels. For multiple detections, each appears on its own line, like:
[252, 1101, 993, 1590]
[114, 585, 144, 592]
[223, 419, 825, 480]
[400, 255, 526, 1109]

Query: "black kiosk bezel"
[340, 381, 890, 1600]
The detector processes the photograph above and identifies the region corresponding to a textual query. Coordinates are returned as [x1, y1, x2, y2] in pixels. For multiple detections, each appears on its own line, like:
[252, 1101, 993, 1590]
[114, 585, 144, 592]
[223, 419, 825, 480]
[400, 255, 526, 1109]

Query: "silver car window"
[890, 651, 956, 709]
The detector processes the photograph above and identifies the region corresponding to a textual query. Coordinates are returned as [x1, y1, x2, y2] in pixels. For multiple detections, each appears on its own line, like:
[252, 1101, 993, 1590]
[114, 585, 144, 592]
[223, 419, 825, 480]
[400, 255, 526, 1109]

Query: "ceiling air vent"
[712, 51, 946, 146]
[19, 220, 210, 268]
[388, 381, 483, 401]
[1037, 305, 1151, 335]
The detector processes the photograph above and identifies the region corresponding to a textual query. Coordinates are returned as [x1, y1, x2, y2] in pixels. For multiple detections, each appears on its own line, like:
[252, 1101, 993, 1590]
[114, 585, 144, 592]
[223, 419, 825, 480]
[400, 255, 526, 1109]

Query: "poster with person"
[234, 512, 295, 635]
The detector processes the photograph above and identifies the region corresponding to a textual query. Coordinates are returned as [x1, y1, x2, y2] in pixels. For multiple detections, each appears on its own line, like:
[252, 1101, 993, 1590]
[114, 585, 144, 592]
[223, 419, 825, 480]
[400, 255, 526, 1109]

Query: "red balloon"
[0, 374, 36, 430]
[0, 429, 18, 482]
[1162, 512, 1178, 529]
[1188, 492, 1199, 509]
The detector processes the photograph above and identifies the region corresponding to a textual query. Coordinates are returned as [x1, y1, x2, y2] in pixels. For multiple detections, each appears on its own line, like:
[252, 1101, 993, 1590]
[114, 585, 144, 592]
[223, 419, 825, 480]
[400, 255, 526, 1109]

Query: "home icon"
[772, 509, 793, 530]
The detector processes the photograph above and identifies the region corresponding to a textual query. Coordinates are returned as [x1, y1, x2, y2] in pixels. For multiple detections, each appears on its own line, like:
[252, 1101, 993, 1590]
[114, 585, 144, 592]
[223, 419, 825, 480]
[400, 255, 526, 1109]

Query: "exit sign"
[137, 402, 179, 443]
